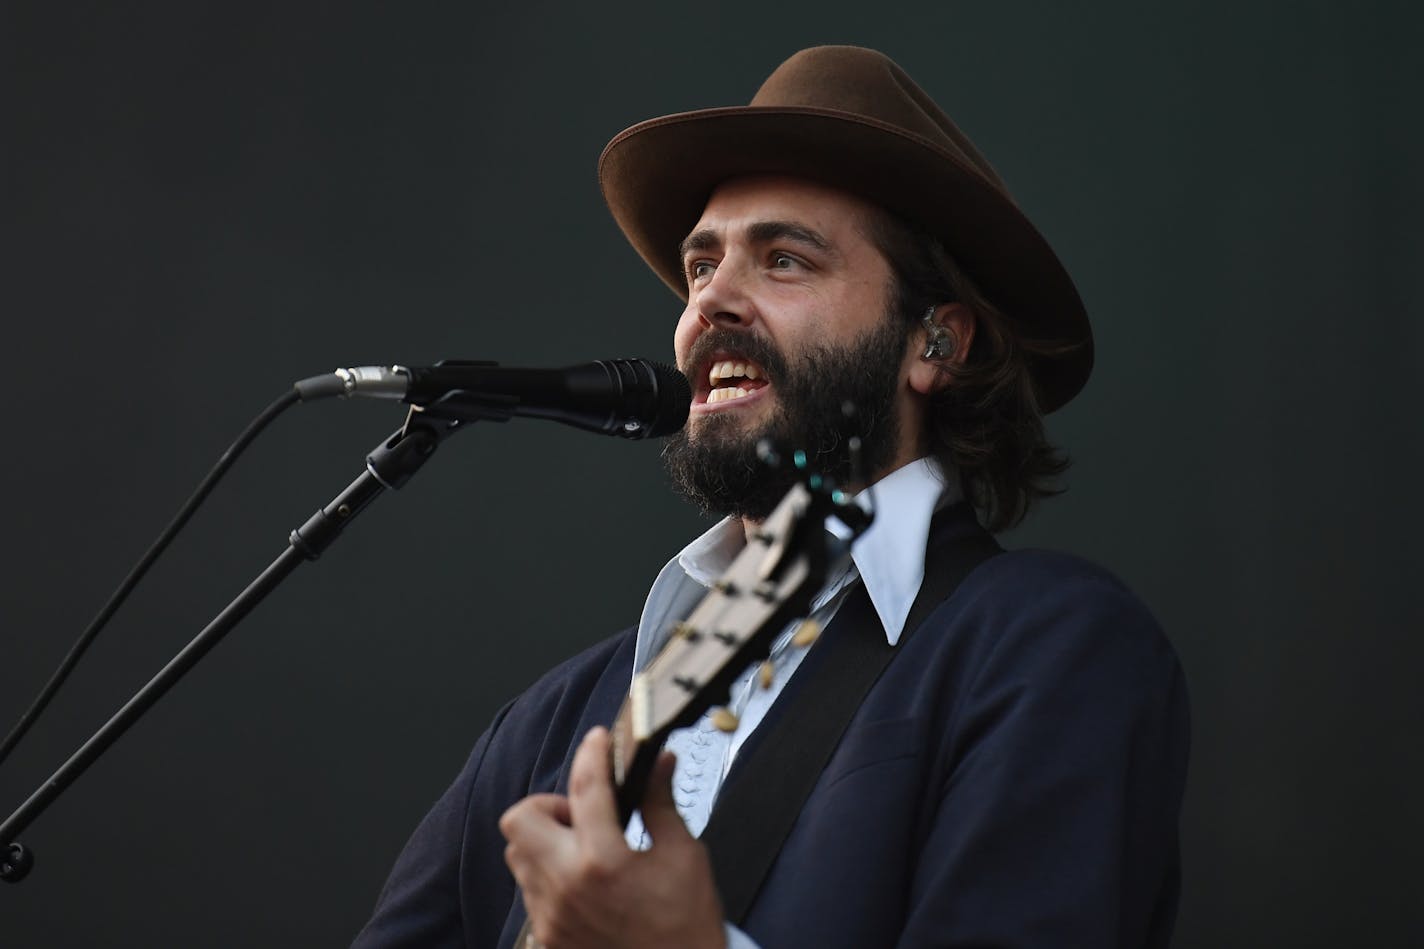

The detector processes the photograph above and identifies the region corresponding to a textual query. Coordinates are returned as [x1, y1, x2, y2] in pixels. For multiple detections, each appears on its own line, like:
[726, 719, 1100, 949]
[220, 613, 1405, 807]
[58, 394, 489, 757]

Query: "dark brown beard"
[661, 316, 909, 521]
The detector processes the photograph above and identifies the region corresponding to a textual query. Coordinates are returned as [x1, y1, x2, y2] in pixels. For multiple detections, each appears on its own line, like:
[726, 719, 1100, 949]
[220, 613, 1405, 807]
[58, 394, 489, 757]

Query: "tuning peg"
[758, 660, 775, 690]
[711, 707, 740, 732]
[791, 618, 821, 648]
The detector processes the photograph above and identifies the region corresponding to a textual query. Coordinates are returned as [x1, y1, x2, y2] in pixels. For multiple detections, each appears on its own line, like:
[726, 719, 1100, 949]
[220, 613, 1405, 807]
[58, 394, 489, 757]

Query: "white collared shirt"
[624, 457, 958, 849]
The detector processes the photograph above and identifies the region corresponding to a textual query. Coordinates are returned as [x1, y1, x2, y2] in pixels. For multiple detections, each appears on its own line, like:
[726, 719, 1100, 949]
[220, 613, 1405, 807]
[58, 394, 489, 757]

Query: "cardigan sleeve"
[352, 628, 638, 949]
[897, 571, 1190, 949]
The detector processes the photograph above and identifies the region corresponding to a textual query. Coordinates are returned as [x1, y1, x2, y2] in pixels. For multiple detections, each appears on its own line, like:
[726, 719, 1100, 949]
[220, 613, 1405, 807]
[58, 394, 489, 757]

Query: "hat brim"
[599, 106, 1092, 413]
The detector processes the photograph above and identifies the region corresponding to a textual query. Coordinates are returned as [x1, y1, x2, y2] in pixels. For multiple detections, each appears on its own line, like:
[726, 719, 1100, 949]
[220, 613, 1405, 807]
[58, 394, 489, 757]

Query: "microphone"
[294, 358, 691, 439]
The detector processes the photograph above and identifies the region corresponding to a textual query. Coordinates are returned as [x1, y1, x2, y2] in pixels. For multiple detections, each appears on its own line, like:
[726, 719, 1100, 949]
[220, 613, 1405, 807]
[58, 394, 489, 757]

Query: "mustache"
[681, 328, 790, 382]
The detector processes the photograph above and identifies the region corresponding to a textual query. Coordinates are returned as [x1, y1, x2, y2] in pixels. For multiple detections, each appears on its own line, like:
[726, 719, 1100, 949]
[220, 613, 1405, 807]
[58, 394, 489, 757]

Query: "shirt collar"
[836, 456, 959, 644]
[633, 457, 958, 671]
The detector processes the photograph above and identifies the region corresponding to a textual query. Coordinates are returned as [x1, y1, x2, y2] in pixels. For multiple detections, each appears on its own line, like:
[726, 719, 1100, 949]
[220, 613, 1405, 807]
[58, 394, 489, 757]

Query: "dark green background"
[2, 2, 1420, 946]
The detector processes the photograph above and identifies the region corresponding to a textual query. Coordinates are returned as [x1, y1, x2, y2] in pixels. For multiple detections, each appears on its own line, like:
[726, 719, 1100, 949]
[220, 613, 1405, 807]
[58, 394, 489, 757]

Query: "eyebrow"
[678, 220, 834, 262]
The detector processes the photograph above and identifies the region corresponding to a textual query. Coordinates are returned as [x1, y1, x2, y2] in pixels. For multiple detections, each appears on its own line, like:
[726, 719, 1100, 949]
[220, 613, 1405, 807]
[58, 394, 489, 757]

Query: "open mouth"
[698, 355, 771, 407]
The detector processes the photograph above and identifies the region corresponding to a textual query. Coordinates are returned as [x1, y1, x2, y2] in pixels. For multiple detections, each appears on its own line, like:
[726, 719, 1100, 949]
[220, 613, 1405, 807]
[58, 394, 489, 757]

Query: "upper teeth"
[708, 360, 763, 385]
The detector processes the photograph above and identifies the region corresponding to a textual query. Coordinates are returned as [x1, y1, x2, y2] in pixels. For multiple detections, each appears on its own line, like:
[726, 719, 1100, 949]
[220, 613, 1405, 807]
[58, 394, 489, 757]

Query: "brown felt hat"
[599, 45, 1093, 413]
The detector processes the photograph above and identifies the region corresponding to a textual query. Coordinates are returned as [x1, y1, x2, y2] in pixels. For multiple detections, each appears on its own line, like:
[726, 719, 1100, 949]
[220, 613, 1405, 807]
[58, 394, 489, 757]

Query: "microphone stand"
[0, 402, 480, 883]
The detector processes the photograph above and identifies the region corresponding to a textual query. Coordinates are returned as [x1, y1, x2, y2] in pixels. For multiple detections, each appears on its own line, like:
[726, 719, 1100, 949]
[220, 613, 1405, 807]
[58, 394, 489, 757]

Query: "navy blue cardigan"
[354, 533, 1189, 949]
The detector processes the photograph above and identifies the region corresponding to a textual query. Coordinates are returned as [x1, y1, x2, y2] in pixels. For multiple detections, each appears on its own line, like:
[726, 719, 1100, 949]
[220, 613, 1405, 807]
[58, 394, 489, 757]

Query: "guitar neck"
[609, 699, 651, 827]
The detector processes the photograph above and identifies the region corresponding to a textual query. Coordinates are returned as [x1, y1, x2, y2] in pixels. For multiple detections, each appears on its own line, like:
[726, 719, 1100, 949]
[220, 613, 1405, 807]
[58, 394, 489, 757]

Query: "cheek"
[672, 307, 700, 368]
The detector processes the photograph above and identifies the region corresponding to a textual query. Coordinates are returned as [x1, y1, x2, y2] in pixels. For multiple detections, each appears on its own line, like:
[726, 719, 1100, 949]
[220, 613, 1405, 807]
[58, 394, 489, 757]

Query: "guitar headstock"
[609, 440, 872, 824]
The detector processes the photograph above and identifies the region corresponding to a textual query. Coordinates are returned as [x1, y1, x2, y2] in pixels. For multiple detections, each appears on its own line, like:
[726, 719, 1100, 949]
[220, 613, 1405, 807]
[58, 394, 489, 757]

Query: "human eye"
[686, 260, 716, 283]
[770, 251, 804, 272]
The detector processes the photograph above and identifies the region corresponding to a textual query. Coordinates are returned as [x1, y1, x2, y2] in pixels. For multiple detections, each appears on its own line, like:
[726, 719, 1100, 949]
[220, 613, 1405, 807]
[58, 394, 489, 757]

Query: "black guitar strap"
[700, 502, 1001, 925]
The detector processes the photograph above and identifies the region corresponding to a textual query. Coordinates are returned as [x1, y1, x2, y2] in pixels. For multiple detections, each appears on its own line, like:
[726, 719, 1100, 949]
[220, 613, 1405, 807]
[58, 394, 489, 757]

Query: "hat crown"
[749, 46, 1008, 193]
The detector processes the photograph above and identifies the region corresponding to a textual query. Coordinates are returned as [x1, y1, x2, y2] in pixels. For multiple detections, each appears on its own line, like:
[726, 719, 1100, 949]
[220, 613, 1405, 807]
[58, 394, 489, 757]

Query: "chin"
[688, 408, 773, 447]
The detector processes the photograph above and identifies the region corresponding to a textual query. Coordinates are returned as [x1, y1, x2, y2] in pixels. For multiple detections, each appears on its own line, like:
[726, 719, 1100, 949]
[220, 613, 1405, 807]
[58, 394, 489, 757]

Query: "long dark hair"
[864, 209, 1072, 532]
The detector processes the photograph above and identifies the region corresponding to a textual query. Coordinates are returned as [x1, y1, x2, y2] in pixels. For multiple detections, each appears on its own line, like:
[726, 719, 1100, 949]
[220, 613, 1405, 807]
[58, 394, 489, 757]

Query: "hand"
[500, 727, 727, 949]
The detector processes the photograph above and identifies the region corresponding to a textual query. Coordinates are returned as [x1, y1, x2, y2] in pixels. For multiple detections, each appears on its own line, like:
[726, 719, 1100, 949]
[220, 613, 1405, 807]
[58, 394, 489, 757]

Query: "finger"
[500, 795, 576, 866]
[638, 750, 690, 844]
[566, 727, 628, 856]
[499, 794, 571, 840]
[525, 793, 572, 826]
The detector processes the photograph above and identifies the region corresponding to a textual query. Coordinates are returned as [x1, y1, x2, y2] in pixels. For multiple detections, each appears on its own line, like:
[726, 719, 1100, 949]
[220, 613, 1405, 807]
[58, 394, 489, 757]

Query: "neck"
[737, 450, 928, 539]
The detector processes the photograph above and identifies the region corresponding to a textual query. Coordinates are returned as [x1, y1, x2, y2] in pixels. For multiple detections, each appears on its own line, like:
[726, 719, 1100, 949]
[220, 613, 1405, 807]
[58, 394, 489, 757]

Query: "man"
[354, 46, 1188, 949]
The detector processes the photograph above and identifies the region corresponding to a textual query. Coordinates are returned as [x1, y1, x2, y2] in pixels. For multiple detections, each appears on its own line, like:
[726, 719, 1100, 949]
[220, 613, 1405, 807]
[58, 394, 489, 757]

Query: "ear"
[907, 303, 976, 395]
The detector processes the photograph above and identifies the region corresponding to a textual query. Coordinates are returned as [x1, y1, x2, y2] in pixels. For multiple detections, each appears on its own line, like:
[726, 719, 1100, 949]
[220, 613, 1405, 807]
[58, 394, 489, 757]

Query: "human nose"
[691, 257, 755, 330]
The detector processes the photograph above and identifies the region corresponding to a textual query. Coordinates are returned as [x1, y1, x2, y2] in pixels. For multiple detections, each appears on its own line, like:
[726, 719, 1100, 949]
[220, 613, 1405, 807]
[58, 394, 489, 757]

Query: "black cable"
[0, 388, 303, 770]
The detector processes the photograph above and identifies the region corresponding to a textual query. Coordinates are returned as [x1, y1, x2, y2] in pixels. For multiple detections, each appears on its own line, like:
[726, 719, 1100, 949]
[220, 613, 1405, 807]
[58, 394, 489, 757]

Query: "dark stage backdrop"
[2, 2, 1420, 947]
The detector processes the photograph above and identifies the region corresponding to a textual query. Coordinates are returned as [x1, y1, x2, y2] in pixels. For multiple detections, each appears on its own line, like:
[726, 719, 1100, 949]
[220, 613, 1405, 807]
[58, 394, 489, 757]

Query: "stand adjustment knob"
[2, 842, 34, 883]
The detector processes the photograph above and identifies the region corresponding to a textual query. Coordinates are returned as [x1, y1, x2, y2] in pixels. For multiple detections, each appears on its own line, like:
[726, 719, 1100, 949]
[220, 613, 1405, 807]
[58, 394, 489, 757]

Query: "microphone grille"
[642, 360, 691, 438]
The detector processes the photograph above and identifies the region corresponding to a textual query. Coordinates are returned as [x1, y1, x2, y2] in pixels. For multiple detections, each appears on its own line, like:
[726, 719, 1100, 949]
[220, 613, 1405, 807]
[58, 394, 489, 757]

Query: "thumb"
[639, 750, 690, 844]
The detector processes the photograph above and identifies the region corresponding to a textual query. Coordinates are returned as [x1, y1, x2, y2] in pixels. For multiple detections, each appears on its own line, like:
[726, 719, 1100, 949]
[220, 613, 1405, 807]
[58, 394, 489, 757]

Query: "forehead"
[688, 175, 883, 243]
